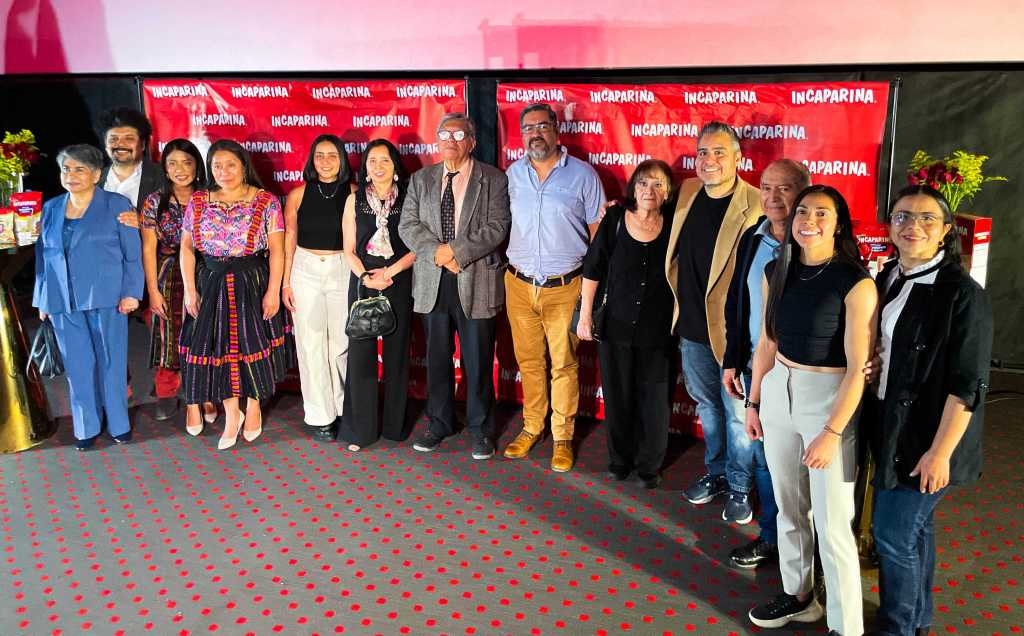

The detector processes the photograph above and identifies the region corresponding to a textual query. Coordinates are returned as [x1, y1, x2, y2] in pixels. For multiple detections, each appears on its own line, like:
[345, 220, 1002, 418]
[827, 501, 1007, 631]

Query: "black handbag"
[345, 283, 397, 340]
[570, 215, 622, 341]
[28, 318, 64, 378]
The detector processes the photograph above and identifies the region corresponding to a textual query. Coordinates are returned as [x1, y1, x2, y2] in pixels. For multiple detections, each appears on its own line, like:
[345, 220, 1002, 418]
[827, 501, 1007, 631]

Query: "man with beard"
[98, 107, 166, 211]
[665, 121, 761, 520]
[502, 103, 606, 472]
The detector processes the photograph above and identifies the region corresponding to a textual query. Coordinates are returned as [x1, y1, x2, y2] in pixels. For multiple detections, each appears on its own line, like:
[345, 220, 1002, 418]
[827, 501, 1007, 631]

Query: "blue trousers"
[49, 307, 130, 440]
[872, 484, 945, 635]
[680, 339, 755, 493]
[726, 371, 779, 545]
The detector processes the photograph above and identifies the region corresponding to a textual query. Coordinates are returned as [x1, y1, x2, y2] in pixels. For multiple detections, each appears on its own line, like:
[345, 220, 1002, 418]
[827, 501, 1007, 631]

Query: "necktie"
[440, 171, 459, 243]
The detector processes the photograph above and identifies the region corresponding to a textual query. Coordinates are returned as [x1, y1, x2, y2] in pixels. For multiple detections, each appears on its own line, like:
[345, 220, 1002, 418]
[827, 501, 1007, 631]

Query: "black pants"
[338, 272, 413, 446]
[422, 271, 496, 439]
[598, 341, 672, 478]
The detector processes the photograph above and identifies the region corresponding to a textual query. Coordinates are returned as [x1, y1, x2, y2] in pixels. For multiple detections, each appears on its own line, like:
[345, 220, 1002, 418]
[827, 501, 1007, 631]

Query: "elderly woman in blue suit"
[33, 144, 144, 450]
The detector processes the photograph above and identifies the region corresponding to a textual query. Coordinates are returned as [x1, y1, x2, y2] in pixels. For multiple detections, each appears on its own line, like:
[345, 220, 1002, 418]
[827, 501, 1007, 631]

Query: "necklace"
[797, 254, 834, 281]
[317, 181, 340, 199]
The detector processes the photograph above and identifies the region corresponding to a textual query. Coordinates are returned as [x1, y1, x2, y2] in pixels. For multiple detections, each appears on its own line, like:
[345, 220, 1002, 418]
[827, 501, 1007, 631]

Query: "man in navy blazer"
[33, 145, 144, 449]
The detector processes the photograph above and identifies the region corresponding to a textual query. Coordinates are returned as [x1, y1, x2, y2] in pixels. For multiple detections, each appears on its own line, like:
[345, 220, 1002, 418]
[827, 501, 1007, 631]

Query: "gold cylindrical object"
[0, 282, 55, 452]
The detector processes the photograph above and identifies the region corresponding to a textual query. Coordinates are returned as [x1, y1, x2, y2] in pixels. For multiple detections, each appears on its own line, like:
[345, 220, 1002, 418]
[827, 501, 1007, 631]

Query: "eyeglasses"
[437, 130, 467, 142]
[890, 212, 943, 227]
[521, 122, 554, 134]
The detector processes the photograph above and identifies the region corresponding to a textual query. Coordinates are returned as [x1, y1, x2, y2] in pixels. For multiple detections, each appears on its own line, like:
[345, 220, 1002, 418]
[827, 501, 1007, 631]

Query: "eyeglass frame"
[889, 211, 946, 227]
[437, 129, 468, 142]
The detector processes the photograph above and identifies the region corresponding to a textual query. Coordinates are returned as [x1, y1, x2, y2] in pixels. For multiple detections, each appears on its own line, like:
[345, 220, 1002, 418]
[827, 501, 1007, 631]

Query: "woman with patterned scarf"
[336, 139, 416, 451]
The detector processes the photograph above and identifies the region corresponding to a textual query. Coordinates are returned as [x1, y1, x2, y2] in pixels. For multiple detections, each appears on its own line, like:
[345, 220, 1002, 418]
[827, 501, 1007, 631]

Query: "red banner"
[142, 78, 467, 194]
[498, 81, 891, 223]
[495, 81, 891, 435]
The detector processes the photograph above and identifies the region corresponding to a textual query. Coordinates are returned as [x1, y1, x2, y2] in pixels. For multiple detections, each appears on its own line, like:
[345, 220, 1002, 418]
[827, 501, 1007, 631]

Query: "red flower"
[908, 175, 920, 185]
[917, 167, 929, 179]
[944, 172, 954, 183]
[955, 174, 964, 184]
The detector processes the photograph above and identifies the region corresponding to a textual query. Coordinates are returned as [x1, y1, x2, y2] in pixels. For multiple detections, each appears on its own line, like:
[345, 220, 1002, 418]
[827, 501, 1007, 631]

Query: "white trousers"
[290, 248, 350, 426]
[761, 361, 863, 636]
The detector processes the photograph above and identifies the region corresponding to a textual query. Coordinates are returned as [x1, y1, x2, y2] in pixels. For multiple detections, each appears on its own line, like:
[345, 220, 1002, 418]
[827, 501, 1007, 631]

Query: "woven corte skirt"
[179, 253, 294, 403]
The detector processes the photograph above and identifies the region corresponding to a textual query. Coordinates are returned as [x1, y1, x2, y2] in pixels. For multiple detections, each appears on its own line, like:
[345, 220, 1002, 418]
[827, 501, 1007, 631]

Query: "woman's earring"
[393, 174, 398, 182]
[938, 239, 945, 247]
[366, 174, 371, 183]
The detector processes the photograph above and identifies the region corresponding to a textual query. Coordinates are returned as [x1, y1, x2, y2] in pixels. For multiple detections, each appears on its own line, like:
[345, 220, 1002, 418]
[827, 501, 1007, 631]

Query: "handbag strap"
[600, 214, 624, 304]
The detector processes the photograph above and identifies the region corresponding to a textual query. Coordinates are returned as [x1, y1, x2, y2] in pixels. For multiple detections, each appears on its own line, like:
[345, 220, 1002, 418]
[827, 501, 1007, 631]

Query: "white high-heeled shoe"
[242, 409, 262, 443]
[218, 406, 244, 450]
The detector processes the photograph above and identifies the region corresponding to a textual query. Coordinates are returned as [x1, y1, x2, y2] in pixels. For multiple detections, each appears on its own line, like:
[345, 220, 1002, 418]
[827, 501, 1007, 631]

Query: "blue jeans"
[872, 484, 946, 635]
[679, 339, 755, 494]
[742, 371, 778, 545]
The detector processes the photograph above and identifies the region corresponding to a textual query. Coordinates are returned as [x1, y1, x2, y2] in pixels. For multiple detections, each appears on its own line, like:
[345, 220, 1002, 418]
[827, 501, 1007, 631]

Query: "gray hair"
[697, 121, 741, 152]
[56, 144, 105, 171]
[765, 158, 812, 189]
[438, 112, 476, 140]
[519, 103, 558, 128]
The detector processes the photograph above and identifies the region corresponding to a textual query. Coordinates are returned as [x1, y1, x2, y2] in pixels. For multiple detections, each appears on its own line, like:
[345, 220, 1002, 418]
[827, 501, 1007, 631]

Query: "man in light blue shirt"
[502, 103, 606, 472]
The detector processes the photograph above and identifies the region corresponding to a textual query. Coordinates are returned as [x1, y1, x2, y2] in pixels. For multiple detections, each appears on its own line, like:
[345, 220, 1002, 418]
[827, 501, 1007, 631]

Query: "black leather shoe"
[75, 436, 97, 451]
[153, 397, 181, 421]
[607, 466, 631, 481]
[112, 431, 132, 444]
[730, 537, 778, 569]
[640, 473, 662, 489]
[310, 424, 336, 441]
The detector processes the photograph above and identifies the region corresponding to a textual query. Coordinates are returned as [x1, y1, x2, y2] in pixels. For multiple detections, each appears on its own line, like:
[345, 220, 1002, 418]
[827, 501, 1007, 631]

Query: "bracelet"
[744, 398, 760, 412]
[823, 425, 842, 437]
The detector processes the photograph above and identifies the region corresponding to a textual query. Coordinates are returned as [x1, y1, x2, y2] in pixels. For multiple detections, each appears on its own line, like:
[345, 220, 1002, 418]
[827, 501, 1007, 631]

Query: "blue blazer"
[33, 187, 144, 315]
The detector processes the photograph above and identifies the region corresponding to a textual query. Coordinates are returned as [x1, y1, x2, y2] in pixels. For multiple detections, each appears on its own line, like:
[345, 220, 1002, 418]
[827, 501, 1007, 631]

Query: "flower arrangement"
[907, 149, 1007, 213]
[0, 129, 41, 206]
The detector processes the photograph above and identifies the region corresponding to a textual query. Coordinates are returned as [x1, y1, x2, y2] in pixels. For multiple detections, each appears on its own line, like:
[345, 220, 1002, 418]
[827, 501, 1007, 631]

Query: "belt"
[508, 266, 582, 288]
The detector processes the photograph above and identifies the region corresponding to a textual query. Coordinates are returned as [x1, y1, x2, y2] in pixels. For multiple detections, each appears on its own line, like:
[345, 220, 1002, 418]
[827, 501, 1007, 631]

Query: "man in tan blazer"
[665, 121, 762, 522]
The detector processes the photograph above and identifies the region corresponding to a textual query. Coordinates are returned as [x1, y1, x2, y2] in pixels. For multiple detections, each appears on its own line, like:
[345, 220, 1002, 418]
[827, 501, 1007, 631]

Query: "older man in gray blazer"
[398, 112, 512, 460]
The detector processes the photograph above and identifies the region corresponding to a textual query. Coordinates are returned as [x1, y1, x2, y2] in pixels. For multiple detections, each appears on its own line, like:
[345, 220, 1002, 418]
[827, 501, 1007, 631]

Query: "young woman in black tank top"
[282, 135, 352, 440]
[744, 186, 878, 635]
[335, 140, 416, 452]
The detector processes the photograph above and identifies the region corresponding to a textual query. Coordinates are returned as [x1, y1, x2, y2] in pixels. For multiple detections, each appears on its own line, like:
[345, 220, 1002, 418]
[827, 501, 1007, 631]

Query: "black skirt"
[178, 253, 294, 403]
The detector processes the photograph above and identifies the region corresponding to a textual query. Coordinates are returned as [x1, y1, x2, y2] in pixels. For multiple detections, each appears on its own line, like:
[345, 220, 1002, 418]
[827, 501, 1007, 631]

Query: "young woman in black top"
[578, 159, 675, 489]
[744, 185, 878, 636]
[282, 134, 352, 440]
[867, 186, 992, 636]
[336, 140, 416, 451]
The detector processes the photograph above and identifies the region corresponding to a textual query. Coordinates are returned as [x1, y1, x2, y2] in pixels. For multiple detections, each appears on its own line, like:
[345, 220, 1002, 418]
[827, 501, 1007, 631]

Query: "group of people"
[32, 105, 992, 636]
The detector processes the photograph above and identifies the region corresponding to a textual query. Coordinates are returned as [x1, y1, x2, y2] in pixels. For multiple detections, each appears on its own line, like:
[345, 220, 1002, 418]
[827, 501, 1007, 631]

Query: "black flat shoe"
[153, 397, 181, 421]
[75, 436, 97, 451]
[112, 431, 132, 444]
[310, 424, 335, 441]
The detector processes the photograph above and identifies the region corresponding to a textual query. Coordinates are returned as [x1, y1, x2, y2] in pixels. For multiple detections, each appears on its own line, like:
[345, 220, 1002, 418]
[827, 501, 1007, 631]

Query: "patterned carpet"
[2, 322, 1021, 635]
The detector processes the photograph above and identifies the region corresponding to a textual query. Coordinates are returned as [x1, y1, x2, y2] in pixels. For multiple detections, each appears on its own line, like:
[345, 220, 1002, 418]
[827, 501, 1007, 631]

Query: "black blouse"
[583, 205, 674, 348]
[354, 187, 410, 270]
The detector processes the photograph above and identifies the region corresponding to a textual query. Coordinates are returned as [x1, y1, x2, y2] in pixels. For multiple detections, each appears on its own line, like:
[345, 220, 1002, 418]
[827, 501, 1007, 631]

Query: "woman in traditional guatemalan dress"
[140, 139, 217, 429]
[179, 139, 294, 450]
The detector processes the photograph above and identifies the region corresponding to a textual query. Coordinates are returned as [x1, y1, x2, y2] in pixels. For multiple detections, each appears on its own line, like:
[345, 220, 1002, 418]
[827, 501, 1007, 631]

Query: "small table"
[0, 246, 55, 452]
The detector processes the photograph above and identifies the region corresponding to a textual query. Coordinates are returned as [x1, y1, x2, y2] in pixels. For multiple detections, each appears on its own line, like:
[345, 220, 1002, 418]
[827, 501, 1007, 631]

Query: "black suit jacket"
[865, 258, 993, 490]
[100, 158, 167, 210]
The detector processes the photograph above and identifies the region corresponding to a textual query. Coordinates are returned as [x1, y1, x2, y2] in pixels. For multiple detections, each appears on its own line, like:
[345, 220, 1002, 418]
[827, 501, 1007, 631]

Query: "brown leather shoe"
[503, 429, 539, 459]
[551, 440, 574, 472]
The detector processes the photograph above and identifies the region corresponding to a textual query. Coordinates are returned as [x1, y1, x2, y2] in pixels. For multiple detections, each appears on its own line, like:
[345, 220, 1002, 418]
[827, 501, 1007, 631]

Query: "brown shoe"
[551, 440, 574, 472]
[503, 429, 539, 459]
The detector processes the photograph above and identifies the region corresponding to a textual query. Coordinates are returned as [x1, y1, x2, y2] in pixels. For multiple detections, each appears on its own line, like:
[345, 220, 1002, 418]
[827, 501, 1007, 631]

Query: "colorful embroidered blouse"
[182, 190, 284, 257]
[141, 191, 185, 257]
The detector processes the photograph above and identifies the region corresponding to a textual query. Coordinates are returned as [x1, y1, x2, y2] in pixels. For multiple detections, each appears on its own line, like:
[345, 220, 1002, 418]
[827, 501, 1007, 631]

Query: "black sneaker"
[722, 490, 753, 524]
[607, 465, 631, 481]
[310, 423, 336, 441]
[75, 436, 97, 451]
[640, 473, 662, 490]
[749, 593, 824, 628]
[471, 437, 494, 460]
[112, 431, 132, 444]
[413, 429, 445, 452]
[683, 473, 728, 504]
[730, 537, 778, 569]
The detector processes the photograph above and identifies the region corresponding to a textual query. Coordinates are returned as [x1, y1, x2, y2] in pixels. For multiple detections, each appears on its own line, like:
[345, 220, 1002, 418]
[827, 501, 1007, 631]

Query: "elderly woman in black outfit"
[577, 159, 675, 489]
[336, 139, 416, 451]
[867, 185, 992, 636]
